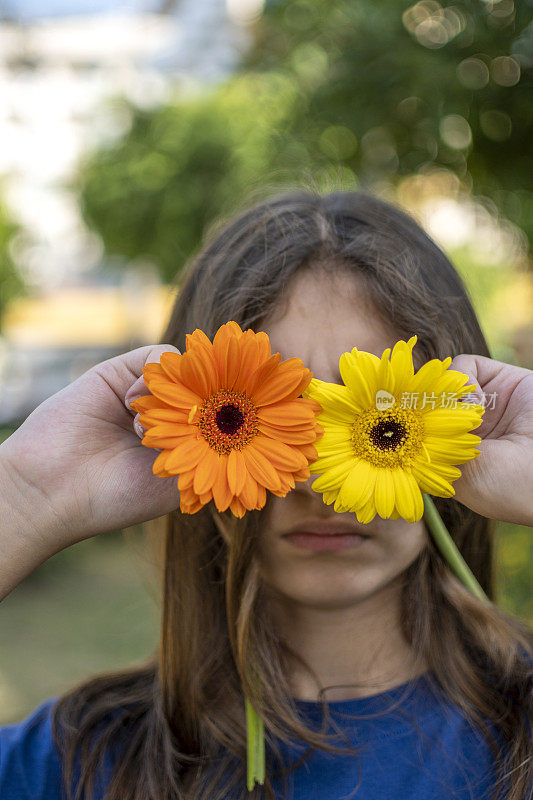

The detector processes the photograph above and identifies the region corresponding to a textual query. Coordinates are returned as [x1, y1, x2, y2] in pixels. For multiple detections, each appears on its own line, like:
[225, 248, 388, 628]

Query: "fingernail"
[126, 395, 141, 411]
[134, 414, 146, 438]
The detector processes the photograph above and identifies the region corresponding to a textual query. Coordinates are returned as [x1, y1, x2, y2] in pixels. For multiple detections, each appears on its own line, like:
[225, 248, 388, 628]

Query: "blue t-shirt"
[0, 671, 512, 799]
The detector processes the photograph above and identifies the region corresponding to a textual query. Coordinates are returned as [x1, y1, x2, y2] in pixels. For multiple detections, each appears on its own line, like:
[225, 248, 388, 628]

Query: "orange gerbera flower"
[129, 321, 323, 517]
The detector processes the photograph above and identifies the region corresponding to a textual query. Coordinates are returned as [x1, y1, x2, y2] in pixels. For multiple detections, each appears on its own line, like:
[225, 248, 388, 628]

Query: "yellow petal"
[309, 450, 354, 474]
[389, 336, 417, 396]
[422, 408, 483, 436]
[339, 351, 376, 409]
[352, 492, 377, 524]
[374, 468, 395, 518]
[311, 460, 354, 492]
[375, 347, 395, 396]
[337, 460, 376, 510]
[411, 461, 455, 497]
[422, 434, 481, 464]
[391, 469, 423, 523]
[409, 357, 452, 394]
[305, 379, 362, 419]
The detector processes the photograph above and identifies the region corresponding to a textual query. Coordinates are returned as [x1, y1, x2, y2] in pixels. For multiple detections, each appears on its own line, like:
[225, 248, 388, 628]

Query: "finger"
[450, 353, 530, 393]
[114, 344, 182, 412]
[450, 354, 532, 426]
[449, 354, 485, 405]
[125, 376, 150, 413]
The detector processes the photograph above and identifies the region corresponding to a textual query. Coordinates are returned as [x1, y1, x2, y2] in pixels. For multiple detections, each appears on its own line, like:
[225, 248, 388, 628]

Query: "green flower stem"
[245, 696, 265, 791]
[422, 494, 487, 602]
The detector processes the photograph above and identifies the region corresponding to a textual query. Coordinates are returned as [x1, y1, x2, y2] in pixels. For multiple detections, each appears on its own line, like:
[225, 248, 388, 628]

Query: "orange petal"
[179, 486, 205, 514]
[298, 443, 319, 462]
[212, 323, 230, 350]
[269, 484, 292, 498]
[232, 337, 262, 394]
[252, 435, 308, 471]
[256, 484, 266, 508]
[219, 334, 241, 390]
[159, 352, 182, 382]
[229, 496, 247, 518]
[227, 448, 247, 495]
[180, 501, 202, 514]
[299, 397, 323, 415]
[250, 366, 308, 407]
[242, 445, 282, 492]
[212, 323, 235, 381]
[143, 362, 167, 382]
[165, 436, 209, 473]
[211, 325, 234, 387]
[188, 340, 219, 396]
[293, 466, 311, 481]
[178, 469, 195, 490]
[254, 330, 271, 361]
[277, 369, 313, 403]
[246, 353, 282, 398]
[225, 320, 245, 339]
[141, 421, 191, 436]
[137, 407, 188, 424]
[149, 381, 203, 409]
[129, 394, 178, 414]
[257, 401, 315, 427]
[153, 450, 171, 476]
[257, 421, 318, 444]
[193, 447, 219, 495]
[276, 470, 296, 490]
[142, 430, 195, 449]
[239, 470, 258, 510]
[186, 328, 215, 350]
[179, 350, 211, 399]
[212, 455, 233, 512]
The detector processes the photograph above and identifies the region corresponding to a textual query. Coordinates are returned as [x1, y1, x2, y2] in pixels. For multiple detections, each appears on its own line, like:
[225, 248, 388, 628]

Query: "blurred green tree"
[247, 0, 532, 240]
[0, 195, 24, 327]
[78, 76, 306, 284]
[78, 0, 532, 282]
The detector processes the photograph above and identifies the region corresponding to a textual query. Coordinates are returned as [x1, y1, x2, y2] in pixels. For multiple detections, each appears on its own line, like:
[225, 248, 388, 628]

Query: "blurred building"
[0, 277, 176, 426]
[0, 0, 260, 425]
[0, 0, 254, 290]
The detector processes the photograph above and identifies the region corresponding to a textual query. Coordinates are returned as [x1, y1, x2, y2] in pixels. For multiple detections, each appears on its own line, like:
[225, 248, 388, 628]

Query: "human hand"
[0, 344, 182, 550]
[449, 354, 533, 526]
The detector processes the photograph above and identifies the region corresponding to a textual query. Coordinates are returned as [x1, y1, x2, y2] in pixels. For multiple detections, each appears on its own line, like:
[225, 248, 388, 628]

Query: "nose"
[292, 472, 331, 509]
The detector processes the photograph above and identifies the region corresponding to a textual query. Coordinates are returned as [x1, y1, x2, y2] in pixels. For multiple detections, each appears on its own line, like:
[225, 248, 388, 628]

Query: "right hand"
[0, 344, 182, 551]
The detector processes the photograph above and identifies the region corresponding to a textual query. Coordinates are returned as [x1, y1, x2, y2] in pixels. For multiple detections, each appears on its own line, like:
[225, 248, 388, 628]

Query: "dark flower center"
[215, 404, 245, 435]
[369, 418, 407, 451]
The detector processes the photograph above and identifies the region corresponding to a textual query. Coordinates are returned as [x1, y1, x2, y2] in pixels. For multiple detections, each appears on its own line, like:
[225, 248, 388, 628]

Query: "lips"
[283, 520, 370, 538]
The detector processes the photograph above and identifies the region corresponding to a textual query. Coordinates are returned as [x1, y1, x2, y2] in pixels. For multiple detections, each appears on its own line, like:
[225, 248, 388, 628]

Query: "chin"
[262, 564, 388, 609]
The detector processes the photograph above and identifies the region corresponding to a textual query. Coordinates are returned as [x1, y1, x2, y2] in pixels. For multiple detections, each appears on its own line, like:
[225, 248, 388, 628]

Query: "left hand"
[448, 354, 533, 526]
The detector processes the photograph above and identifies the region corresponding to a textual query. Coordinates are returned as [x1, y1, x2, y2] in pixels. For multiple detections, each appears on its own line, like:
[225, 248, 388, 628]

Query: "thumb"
[121, 343, 181, 412]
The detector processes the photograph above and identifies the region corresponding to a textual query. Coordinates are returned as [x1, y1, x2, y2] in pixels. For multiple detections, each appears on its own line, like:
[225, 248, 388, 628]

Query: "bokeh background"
[0, 0, 532, 724]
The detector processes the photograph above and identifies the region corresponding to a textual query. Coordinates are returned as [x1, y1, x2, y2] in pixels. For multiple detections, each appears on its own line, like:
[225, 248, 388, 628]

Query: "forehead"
[261, 268, 398, 384]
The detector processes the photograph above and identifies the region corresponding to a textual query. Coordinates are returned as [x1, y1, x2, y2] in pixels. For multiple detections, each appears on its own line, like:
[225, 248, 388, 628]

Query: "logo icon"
[375, 390, 396, 411]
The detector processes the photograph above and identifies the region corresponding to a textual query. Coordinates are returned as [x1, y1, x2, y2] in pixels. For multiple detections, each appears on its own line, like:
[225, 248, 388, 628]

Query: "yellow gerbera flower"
[303, 335, 485, 524]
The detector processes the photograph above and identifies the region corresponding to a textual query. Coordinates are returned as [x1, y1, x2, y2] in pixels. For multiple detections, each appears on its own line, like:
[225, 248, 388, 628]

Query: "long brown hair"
[52, 187, 533, 800]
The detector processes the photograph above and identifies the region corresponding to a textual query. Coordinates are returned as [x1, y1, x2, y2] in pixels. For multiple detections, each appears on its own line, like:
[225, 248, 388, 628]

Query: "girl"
[0, 189, 532, 800]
